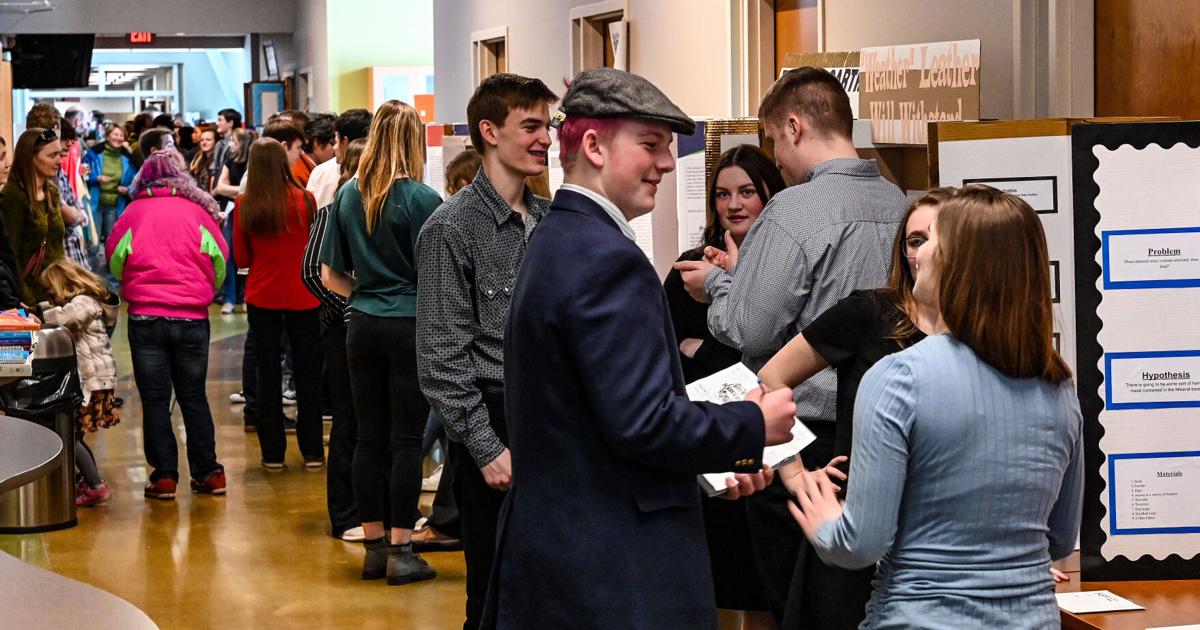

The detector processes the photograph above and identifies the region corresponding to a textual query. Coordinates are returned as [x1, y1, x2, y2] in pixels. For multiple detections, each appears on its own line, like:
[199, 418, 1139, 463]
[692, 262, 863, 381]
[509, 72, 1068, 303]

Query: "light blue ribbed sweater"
[813, 334, 1084, 630]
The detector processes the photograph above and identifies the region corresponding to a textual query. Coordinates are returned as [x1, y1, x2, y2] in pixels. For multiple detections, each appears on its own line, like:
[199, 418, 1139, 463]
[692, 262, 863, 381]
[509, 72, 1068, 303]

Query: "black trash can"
[0, 326, 84, 533]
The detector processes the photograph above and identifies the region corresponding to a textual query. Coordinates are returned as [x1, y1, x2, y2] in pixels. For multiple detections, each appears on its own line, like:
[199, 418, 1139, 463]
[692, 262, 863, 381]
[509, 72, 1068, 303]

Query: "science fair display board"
[423, 122, 471, 200]
[1073, 121, 1200, 581]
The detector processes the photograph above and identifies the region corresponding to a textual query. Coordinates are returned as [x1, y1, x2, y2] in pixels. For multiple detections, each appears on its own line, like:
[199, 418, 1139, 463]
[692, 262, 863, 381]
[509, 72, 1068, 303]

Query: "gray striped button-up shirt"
[415, 169, 549, 467]
[703, 157, 907, 424]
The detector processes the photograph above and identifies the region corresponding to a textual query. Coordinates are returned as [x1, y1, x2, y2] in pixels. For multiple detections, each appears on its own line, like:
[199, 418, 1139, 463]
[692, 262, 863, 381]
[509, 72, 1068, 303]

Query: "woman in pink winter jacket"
[105, 148, 229, 500]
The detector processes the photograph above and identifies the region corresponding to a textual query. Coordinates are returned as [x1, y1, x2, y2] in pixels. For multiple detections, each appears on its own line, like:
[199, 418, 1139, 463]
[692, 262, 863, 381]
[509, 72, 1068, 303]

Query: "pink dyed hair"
[557, 116, 622, 171]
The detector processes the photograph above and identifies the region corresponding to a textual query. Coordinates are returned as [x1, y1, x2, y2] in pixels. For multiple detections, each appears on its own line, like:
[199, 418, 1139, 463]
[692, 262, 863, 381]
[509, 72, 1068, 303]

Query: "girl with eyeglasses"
[1, 127, 68, 307]
[756, 187, 954, 630]
[785, 185, 1082, 629]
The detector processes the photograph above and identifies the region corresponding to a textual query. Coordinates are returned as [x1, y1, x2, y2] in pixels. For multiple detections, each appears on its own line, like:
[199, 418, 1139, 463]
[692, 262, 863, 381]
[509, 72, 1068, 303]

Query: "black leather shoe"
[386, 544, 437, 585]
[362, 538, 387, 580]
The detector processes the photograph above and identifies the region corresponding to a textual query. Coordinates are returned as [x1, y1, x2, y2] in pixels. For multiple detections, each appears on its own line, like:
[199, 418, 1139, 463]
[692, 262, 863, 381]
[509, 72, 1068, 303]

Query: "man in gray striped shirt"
[677, 67, 907, 623]
[415, 73, 558, 630]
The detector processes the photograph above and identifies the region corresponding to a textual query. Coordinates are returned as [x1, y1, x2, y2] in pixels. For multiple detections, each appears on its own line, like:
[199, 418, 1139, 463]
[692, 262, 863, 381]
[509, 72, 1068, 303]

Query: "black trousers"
[452, 386, 508, 630]
[346, 311, 427, 528]
[780, 430, 874, 629]
[427, 434, 461, 537]
[323, 320, 359, 537]
[746, 426, 836, 623]
[247, 305, 324, 462]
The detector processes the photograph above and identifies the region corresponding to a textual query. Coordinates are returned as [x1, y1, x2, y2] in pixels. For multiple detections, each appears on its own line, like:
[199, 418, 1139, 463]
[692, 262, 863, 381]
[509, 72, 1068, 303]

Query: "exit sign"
[127, 32, 155, 45]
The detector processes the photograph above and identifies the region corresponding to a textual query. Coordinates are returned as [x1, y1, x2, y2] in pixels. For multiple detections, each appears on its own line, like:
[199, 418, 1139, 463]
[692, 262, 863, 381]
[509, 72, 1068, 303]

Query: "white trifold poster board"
[936, 121, 1077, 376]
[1072, 121, 1200, 581]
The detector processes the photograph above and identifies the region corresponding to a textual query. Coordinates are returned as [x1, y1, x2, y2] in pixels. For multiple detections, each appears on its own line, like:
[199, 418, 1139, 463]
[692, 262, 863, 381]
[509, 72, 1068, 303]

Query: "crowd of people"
[0, 65, 1083, 630]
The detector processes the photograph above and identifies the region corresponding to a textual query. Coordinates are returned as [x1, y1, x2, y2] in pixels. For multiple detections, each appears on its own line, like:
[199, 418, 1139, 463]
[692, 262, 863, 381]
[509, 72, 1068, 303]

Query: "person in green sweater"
[1, 127, 67, 307]
[82, 124, 135, 244]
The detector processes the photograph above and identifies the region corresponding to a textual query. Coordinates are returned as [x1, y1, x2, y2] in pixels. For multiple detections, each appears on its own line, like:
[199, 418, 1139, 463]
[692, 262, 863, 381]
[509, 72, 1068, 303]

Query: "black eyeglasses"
[904, 235, 927, 256]
[34, 128, 58, 146]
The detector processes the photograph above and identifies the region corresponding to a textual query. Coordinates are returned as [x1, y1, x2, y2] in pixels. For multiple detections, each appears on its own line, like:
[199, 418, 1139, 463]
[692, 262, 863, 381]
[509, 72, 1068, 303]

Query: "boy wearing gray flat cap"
[483, 67, 798, 629]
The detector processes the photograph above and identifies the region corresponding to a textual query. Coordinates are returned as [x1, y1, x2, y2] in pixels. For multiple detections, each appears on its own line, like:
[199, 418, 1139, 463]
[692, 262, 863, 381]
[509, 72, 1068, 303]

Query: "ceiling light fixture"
[0, 1, 55, 14]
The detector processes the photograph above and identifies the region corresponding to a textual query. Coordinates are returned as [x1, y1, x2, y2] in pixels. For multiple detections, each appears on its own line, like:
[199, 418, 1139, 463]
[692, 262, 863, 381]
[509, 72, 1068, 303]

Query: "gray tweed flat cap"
[554, 67, 695, 135]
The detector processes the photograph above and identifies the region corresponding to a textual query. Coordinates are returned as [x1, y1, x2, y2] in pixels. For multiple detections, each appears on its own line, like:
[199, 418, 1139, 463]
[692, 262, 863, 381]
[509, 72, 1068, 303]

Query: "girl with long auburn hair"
[320, 99, 442, 585]
[787, 185, 1083, 630]
[234, 138, 324, 471]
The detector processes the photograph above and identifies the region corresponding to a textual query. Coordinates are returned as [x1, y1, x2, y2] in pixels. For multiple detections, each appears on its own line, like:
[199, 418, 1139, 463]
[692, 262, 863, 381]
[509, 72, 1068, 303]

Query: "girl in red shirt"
[234, 138, 323, 470]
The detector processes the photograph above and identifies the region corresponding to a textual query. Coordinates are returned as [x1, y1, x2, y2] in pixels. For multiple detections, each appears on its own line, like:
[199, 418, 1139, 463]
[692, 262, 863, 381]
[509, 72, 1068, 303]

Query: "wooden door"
[1095, 0, 1200, 118]
[775, 0, 818, 75]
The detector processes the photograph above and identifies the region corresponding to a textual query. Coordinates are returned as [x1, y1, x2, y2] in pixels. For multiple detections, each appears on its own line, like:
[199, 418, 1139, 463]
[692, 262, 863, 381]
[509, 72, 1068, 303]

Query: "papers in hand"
[686, 363, 817, 497]
[1055, 590, 1144, 614]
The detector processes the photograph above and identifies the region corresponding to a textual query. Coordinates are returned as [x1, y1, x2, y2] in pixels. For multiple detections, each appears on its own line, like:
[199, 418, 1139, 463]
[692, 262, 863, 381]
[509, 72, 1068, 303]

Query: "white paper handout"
[686, 363, 817, 496]
[1055, 590, 1144, 614]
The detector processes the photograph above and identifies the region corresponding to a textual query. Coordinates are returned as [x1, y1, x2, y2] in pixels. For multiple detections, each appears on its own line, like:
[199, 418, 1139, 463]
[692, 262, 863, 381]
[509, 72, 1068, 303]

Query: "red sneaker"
[191, 471, 227, 495]
[75, 483, 110, 507]
[144, 477, 177, 500]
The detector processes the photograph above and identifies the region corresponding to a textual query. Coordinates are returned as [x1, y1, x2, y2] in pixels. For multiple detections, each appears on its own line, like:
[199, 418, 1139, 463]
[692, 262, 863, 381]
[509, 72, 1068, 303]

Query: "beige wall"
[823, 0, 1017, 119]
[293, 0, 331, 112]
[433, 0, 733, 275]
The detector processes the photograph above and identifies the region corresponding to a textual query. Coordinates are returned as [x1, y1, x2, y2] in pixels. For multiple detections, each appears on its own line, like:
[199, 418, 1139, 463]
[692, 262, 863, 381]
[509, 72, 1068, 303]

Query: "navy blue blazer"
[484, 189, 765, 630]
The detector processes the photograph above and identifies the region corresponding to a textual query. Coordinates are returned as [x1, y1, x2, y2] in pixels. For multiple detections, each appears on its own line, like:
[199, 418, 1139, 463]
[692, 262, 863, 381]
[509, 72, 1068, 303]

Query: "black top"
[663, 249, 744, 383]
[803, 288, 925, 465]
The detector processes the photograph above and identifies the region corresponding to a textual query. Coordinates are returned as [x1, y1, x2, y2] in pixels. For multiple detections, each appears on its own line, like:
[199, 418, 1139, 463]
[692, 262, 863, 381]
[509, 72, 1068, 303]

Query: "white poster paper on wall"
[675, 150, 707, 253]
[425, 146, 445, 199]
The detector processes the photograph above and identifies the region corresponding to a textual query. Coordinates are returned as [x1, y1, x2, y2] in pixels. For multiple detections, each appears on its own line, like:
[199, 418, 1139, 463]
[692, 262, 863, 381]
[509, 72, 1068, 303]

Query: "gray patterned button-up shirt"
[416, 169, 549, 467]
[703, 157, 907, 424]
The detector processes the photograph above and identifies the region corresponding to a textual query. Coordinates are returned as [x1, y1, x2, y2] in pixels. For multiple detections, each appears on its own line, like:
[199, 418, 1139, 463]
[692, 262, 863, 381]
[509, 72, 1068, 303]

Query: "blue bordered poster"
[1073, 122, 1200, 580]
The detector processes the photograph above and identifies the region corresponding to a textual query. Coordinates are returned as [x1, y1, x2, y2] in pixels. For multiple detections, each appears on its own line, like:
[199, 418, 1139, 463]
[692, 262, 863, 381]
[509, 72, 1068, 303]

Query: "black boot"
[362, 537, 387, 580]
[386, 543, 437, 585]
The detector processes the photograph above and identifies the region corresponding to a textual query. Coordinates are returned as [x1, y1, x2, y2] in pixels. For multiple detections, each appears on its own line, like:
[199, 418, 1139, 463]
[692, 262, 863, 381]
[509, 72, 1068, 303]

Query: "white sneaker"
[341, 526, 365, 542]
[220, 303, 235, 314]
[421, 465, 443, 492]
[229, 390, 246, 404]
[282, 390, 297, 406]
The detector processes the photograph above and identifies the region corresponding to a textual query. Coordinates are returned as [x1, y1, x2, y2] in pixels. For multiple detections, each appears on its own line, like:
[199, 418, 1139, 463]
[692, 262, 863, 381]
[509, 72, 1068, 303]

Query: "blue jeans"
[98, 203, 119, 242]
[220, 214, 243, 305]
[128, 317, 222, 482]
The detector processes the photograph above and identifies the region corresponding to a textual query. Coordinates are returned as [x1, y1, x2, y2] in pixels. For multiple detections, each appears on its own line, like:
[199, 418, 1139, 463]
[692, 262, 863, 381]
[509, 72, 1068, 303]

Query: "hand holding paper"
[746, 386, 798, 446]
[687, 363, 813, 496]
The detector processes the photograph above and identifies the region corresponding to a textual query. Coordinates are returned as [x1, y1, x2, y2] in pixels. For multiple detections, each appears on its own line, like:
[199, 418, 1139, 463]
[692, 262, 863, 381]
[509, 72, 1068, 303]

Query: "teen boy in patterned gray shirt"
[677, 67, 908, 624]
[415, 73, 558, 630]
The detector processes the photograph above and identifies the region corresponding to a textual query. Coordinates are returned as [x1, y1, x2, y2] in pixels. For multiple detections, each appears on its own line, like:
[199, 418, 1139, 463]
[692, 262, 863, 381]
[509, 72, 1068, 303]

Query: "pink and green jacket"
[105, 186, 228, 320]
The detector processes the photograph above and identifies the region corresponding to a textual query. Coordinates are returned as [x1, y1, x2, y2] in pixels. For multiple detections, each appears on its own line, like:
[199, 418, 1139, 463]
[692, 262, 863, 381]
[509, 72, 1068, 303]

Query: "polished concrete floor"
[1, 306, 754, 630]
[2, 307, 468, 630]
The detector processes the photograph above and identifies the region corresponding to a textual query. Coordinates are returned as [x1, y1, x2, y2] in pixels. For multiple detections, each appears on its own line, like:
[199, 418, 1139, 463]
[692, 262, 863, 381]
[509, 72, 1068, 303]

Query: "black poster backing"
[1072, 121, 1200, 581]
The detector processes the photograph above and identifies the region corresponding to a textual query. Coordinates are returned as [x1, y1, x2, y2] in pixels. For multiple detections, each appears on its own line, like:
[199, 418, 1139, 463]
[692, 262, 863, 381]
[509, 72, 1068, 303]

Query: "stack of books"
[0, 309, 40, 365]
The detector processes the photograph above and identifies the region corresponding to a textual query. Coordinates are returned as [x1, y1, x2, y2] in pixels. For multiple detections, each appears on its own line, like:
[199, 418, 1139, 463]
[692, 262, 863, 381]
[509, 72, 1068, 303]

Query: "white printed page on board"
[1091, 143, 1200, 562]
